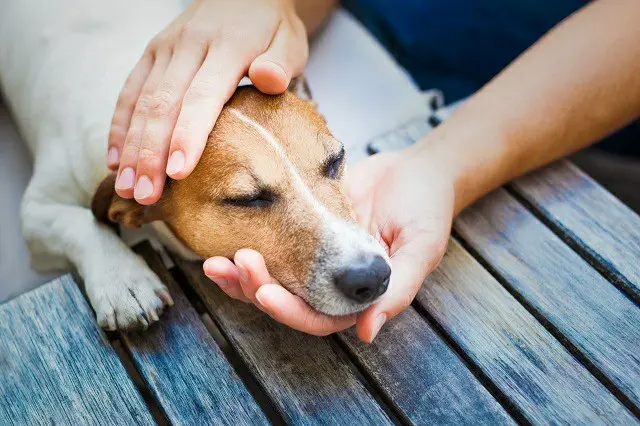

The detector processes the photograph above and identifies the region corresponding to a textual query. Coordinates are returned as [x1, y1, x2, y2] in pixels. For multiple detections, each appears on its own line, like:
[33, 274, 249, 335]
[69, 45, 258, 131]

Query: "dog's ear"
[91, 173, 163, 228]
[288, 75, 317, 108]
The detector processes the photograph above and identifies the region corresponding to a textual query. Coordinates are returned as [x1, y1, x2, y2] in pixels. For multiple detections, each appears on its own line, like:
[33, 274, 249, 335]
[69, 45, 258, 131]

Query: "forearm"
[294, 0, 338, 35]
[412, 0, 640, 215]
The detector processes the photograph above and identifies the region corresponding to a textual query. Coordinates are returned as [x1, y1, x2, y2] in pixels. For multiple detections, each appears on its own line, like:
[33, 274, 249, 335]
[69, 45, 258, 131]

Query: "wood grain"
[415, 240, 637, 424]
[122, 243, 269, 426]
[338, 307, 514, 425]
[0, 276, 154, 426]
[455, 189, 640, 411]
[512, 161, 640, 300]
[175, 257, 393, 426]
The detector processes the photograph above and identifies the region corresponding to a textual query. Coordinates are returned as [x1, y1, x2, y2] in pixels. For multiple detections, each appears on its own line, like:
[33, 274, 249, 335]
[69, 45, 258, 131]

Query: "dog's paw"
[85, 260, 174, 331]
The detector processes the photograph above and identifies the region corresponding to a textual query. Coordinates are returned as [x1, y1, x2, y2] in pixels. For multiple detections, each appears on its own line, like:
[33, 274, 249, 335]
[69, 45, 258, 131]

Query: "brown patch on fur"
[91, 172, 163, 228]
[92, 86, 352, 299]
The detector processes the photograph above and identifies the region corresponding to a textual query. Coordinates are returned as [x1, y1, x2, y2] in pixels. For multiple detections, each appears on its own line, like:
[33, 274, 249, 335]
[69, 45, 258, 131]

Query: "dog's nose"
[334, 255, 391, 303]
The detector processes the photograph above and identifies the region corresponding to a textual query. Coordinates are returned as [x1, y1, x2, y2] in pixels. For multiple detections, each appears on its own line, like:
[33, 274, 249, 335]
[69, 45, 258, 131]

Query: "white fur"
[228, 108, 390, 315]
[0, 0, 185, 329]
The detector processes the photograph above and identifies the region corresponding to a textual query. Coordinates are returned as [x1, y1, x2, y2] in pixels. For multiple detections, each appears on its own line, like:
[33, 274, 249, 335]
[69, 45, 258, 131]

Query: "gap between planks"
[505, 184, 640, 307]
[73, 255, 280, 425]
[63, 270, 172, 425]
[168, 266, 286, 425]
[406, 300, 530, 425]
[331, 328, 525, 426]
[452, 229, 640, 418]
[169, 258, 406, 425]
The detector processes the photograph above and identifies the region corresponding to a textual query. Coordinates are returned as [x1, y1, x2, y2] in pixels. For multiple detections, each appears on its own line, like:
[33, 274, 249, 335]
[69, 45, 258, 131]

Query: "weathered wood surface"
[0, 275, 154, 426]
[512, 160, 640, 301]
[122, 243, 268, 426]
[175, 258, 393, 425]
[415, 240, 637, 424]
[338, 308, 514, 425]
[456, 189, 640, 411]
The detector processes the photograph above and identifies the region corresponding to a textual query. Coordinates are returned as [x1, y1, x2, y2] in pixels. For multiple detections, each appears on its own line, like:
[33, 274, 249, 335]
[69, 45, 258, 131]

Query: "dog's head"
[93, 84, 390, 316]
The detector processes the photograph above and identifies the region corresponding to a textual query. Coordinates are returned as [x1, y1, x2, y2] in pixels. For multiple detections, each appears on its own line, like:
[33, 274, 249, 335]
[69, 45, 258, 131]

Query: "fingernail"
[237, 264, 249, 283]
[255, 291, 266, 306]
[207, 274, 228, 289]
[116, 167, 135, 189]
[134, 175, 154, 199]
[369, 313, 387, 342]
[255, 290, 271, 314]
[166, 150, 185, 176]
[107, 146, 119, 165]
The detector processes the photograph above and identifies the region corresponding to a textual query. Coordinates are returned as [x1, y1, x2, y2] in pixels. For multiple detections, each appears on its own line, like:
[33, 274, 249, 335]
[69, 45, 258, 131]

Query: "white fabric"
[305, 10, 431, 163]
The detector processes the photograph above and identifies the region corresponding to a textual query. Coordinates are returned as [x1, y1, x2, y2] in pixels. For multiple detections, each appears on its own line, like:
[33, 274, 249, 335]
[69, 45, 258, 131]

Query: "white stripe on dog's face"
[227, 107, 390, 315]
[228, 108, 327, 215]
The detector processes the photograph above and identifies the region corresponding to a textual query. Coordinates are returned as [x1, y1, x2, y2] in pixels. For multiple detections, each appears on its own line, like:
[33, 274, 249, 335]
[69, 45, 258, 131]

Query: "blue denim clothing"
[343, 0, 639, 157]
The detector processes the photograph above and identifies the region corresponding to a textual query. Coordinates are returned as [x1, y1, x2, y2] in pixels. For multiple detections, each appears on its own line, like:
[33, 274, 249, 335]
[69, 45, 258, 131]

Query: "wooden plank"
[511, 160, 640, 300]
[456, 189, 640, 411]
[0, 275, 154, 426]
[338, 308, 515, 425]
[415, 240, 637, 424]
[175, 258, 393, 426]
[122, 243, 269, 426]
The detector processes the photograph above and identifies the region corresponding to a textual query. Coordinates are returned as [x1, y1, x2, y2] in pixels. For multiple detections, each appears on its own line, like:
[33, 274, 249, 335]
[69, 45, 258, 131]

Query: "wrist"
[406, 119, 511, 216]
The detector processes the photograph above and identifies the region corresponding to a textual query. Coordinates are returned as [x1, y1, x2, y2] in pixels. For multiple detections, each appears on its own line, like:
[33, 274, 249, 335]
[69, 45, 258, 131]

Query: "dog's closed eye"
[223, 189, 276, 208]
[323, 146, 346, 179]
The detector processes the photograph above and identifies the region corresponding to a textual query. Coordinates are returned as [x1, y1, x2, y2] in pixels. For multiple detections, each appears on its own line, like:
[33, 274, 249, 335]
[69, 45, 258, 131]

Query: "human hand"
[346, 149, 454, 341]
[108, 0, 308, 205]
[203, 147, 455, 342]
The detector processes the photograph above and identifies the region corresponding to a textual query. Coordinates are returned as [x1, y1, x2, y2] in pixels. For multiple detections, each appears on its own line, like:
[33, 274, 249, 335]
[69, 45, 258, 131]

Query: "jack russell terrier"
[0, 0, 390, 331]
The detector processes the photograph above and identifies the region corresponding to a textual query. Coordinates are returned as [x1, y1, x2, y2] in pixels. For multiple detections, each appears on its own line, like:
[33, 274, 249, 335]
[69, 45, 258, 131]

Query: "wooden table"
[1, 121, 640, 425]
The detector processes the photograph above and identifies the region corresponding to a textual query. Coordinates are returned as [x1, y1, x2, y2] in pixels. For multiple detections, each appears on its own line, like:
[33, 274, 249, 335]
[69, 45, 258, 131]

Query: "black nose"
[334, 255, 391, 303]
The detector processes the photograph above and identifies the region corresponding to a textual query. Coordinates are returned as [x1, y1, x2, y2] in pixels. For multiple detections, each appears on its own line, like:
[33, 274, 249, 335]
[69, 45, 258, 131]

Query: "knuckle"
[180, 23, 209, 46]
[217, 26, 243, 46]
[120, 143, 140, 161]
[148, 89, 177, 117]
[134, 95, 154, 115]
[138, 146, 162, 163]
[186, 78, 217, 101]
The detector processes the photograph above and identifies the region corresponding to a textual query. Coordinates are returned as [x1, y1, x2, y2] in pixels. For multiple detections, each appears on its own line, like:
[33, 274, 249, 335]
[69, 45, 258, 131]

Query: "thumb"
[249, 21, 308, 94]
[356, 238, 446, 343]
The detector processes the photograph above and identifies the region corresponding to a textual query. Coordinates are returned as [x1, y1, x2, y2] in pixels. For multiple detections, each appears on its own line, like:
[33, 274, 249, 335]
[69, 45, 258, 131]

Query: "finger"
[108, 54, 154, 170]
[356, 239, 446, 343]
[203, 257, 249, 302]
[133, 42, 208, 204]
[167, 48, 246, 180]
[256, 284, 356, 336]
[249, 20, 308, 95]
[115, 52, 170, 198]
[233, 249, 274, 305]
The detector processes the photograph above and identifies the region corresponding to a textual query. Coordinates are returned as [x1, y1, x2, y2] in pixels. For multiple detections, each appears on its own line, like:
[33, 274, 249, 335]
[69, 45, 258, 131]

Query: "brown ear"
[288, 75, 316, 107]
[91, 172, 163, 228]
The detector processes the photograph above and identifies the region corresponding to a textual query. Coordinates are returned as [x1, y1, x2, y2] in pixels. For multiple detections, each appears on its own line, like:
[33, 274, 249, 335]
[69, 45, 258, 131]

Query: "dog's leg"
[22, 182, 172, 331]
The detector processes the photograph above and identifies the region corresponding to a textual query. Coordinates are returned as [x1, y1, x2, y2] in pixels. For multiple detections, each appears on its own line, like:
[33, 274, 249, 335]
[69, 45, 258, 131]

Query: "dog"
[0, 0, 391, 331]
